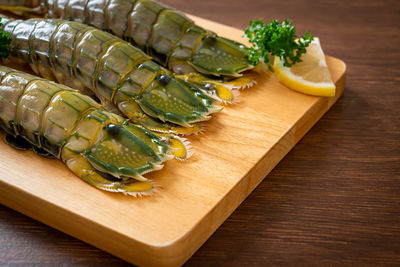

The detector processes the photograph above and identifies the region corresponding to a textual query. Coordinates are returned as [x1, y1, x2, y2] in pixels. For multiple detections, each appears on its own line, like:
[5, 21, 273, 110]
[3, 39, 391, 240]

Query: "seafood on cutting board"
[0, 65, 187, 196]
[0, 4, 346, 265]
[0, 4, 337, 198]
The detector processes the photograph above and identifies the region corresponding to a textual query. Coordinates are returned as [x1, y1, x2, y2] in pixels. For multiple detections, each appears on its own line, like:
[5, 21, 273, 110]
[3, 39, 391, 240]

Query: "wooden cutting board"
[0, 15, 346, 266]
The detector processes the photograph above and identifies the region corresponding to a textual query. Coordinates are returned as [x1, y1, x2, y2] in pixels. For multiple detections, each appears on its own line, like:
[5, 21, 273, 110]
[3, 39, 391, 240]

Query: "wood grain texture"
[1, 0, 399, 266]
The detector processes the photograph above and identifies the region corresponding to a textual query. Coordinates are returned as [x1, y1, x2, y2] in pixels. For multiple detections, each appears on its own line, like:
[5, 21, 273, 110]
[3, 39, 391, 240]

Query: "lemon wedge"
[273, 37, 335, 97]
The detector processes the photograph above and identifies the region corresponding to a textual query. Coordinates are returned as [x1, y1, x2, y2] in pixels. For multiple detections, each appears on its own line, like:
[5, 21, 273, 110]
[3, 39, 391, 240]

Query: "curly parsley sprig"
[0, 18, 11, 60]
[244, 19, 313, 70]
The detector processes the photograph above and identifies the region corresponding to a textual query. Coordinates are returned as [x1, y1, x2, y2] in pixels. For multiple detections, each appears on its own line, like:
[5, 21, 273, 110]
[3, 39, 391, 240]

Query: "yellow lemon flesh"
[273, 37, 336, 97]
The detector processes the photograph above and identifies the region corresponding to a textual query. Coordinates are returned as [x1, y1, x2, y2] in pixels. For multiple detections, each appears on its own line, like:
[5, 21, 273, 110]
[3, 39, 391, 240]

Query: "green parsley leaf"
[0, 18, 11, 60]
[244, 19, 313, 70]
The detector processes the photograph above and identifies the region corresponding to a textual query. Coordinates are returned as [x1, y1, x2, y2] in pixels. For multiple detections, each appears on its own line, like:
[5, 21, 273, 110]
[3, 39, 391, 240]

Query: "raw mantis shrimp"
[0, 65, 179, 196]
[0, 0, 257, 102]
[0, 15, 222, 138]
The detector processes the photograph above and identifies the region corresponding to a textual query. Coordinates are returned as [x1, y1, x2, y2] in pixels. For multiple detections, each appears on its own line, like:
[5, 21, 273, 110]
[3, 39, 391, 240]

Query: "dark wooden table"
[1, 0, 400, 265]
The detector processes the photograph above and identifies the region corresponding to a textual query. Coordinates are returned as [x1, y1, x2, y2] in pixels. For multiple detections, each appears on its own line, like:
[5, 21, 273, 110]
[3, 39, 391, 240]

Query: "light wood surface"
[0, 15, 345, 266]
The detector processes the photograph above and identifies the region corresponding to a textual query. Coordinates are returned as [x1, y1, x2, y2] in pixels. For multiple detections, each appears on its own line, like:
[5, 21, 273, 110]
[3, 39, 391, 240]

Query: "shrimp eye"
[204, 83, 215, 90]
[105, 124, 122, 138]
[204, 35, 217, 42]
[158, 75, 172, 86]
